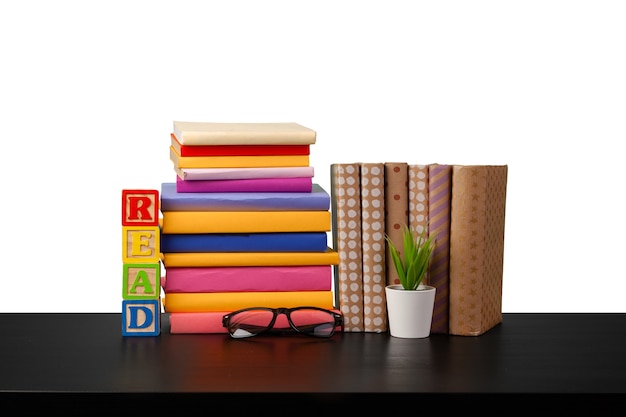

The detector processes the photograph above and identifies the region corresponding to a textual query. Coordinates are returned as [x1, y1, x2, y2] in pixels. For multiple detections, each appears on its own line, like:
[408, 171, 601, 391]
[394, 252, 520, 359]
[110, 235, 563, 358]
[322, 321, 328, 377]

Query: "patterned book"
[384, 162, 409, 287]
[161, 248, 339, 268]
[172, 121, 317, 145]
[360, 163, 387, 333]
[330, 163, 364, 332]
[163, 265, 333, 293]
[163, 290, 334, 313]
[428, 163, 452, 334]
[449, 165, 508, 336]
[408, 164, 430, 284]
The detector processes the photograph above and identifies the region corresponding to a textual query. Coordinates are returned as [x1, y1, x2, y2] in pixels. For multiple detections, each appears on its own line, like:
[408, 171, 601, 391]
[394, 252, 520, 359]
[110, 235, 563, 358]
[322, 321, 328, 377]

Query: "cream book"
[172, 121, 317, 145]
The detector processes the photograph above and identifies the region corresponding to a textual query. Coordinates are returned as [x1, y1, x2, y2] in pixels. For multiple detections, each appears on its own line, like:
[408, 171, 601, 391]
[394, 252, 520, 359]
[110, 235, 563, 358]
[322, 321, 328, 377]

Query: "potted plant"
[384, 224, 437, 338]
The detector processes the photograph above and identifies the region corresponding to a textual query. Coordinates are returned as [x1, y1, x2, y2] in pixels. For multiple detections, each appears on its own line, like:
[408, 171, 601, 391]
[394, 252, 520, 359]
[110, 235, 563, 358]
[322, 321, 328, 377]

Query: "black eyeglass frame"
[222, 306, 344, 339]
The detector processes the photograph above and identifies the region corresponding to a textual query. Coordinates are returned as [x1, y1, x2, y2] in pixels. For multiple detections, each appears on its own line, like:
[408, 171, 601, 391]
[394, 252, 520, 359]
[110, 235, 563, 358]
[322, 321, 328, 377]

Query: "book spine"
[428, 164, 452, 334]
[175, 176, 313, 193]
[408, 164, 430, 284]
[163, 291, 335, 313]
[161, 248, 339, 268]
[160, 232, 329, 254]
[170, 146, 310, 168]
[360, 163, 387, 333]
[175, 166, 315, 181]
[449, 165, 508, 336]
[160, 182, 330, 212]
[383, 162, 409, 287]
[169, 310, 342, 334]
[330, 163, 364, 332]
[173, 122, 316, 146]
[161, 210, 331, 233]
[163, 265, 333, 293]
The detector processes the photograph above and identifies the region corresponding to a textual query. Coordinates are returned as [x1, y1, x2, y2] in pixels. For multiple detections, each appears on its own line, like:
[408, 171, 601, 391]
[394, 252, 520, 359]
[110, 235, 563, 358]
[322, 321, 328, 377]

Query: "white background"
[1, 1, 624, 313]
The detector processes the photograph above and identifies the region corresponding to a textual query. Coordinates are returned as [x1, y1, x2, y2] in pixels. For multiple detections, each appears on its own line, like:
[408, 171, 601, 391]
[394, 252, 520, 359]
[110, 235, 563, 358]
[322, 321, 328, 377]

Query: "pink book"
[168, 310, 342, 334]
[163, 265, 332, 293]
[176, 176, 313, 193]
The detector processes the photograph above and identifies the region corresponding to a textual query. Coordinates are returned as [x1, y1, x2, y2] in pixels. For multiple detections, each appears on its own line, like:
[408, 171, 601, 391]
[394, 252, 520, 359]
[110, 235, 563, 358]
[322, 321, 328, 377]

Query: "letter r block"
[122, 189, 159, 226]
[123, 263, 161, 300]
[122, 299, 161, 336]
[122, 226, 160, 263]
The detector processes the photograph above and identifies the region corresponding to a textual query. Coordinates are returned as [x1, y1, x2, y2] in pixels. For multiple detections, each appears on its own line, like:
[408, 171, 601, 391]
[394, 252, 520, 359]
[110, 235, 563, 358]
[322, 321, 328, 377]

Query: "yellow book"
[161, 210, 331, 233]
[172, 121, 317, 145]
[161, 248, 340, 267]
[163, 291, 335, 313]
[170, 146, 310, 168]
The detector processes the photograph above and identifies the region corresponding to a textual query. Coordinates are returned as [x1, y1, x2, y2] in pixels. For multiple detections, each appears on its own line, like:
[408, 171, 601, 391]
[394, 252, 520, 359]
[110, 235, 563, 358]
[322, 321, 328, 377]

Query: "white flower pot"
[385, 284, 436, 338]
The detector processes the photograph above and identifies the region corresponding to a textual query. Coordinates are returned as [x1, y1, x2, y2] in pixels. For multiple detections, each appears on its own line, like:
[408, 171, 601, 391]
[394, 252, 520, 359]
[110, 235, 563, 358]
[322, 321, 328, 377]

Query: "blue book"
[160, 182, 330, 211]
[160, 232, 329, 252]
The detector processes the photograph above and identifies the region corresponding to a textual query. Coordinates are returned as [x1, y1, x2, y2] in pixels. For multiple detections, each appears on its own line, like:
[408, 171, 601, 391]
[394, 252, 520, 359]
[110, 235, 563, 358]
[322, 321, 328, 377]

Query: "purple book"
[160, 182, 330, 211]
[176, 175, 313, 193]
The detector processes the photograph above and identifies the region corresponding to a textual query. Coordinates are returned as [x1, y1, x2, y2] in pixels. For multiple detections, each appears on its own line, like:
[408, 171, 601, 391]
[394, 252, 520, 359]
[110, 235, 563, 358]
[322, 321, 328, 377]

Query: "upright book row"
[121, 189, 162, 336]
[161, 121, 340, 333]
[330, 162, 508, 336]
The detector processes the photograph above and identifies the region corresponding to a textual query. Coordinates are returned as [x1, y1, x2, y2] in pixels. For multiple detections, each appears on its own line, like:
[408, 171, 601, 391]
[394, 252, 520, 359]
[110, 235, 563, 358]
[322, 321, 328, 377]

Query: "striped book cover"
[428, 164, 452, 334]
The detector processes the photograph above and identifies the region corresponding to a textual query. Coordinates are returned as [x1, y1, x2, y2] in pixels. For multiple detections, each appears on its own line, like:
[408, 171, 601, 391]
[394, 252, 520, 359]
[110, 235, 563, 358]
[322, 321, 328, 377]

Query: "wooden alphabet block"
[122, 226, 160, 263]
[122, 299, 161, 336]
[123, 263, 161, 300]
[122, 189, 159, 226]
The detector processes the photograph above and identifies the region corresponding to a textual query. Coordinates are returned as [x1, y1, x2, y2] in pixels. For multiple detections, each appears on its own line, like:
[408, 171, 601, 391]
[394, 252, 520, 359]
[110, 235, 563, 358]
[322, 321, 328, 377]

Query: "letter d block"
[122, 299, 161, 336]
[123, 263, 161, 300]
[122, 226, 160, 263]
[122, 189, 159, 226]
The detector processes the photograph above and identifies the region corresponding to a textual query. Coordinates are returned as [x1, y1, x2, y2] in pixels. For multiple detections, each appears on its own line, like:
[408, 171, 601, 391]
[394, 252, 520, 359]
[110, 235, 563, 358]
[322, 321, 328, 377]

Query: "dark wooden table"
[1, 313, 624, 409]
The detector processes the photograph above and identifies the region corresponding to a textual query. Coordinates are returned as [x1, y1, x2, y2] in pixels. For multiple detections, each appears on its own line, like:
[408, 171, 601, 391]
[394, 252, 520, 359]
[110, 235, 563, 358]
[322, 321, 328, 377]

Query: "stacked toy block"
[121, 189, 162, 336]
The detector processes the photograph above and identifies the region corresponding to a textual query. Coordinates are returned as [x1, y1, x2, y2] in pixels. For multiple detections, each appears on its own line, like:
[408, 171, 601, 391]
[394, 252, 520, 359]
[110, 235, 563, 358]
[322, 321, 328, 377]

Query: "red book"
[171, 134, 310, 156]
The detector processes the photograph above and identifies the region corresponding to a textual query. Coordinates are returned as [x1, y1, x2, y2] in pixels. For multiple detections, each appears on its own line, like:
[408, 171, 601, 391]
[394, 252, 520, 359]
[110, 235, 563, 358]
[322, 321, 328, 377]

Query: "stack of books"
[161, 121, 339, 334]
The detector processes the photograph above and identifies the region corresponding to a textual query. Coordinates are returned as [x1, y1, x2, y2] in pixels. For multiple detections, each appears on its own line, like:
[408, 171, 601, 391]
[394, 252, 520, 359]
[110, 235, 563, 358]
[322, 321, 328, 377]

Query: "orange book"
[161, 210, 331, 234]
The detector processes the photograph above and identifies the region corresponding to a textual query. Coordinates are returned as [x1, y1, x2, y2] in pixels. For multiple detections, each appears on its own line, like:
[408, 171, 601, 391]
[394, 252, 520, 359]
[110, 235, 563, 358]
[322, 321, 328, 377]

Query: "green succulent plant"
[385, 224, 436, 290]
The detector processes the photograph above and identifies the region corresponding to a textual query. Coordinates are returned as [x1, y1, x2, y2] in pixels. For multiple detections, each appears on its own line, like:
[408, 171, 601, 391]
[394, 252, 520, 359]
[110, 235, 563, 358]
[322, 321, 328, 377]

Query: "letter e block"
[122, 189, 159, 226]
[122, 299, 161, 336]
[122, 226, 160, 263]
[123, 263, 161, 300]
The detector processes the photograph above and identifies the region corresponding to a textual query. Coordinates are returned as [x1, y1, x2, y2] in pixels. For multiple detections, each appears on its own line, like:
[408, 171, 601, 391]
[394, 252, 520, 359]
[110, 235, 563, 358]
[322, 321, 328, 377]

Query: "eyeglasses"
[222, 306, 344, 339]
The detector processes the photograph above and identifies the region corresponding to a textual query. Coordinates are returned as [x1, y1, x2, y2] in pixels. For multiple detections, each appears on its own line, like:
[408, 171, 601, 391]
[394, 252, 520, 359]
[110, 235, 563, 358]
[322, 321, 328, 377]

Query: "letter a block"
[123, 263, 161, 300]
[122, 189, 159, 226]
[122, 299, 161, 336]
